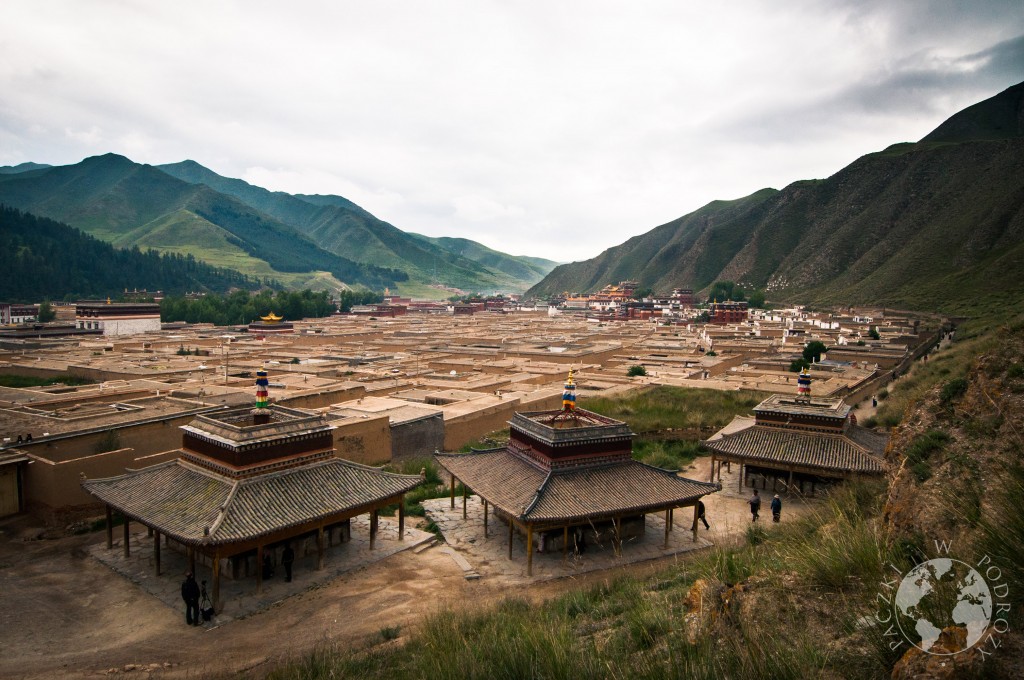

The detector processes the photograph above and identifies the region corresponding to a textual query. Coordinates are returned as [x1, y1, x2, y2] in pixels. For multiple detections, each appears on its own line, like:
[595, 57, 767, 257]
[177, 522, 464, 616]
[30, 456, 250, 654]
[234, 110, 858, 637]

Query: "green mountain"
[0, 162, 52, 174]
[0, 154, 406, 291]
[527, 81, 1024, 313]
[156, 161, 556, 295]
[0, 205, 264, 301]
[409, 233, 559, 284]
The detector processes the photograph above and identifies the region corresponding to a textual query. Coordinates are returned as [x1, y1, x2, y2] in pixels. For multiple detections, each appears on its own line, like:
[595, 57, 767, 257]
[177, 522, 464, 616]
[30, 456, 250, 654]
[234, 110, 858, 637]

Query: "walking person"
[282, 544, 295, 583]
[181, 571, 201, 626]
[771, 494, 782, 523]
[748, 489, 761, 522]
[692, 499, 710, 530]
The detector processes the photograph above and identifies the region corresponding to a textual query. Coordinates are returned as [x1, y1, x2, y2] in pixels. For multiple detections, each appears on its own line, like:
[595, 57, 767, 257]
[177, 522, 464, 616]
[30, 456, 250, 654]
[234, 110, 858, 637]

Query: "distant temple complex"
[435, 371, 720, 575]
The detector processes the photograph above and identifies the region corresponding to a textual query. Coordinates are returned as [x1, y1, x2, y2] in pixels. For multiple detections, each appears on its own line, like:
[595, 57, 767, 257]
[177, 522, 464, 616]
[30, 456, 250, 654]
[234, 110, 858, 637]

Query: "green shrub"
[627, 365, 647, 377]
[939, 377, 968, 405]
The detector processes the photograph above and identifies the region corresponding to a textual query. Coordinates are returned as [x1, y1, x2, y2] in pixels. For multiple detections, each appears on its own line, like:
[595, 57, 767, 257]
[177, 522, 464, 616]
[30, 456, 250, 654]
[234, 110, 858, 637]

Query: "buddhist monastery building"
[703, 369, 888, 494]
[435, 372, 720, 576]
[81, 370, 422, 612]
[75, 300, 161, 336]
[247, 312, 294, 335]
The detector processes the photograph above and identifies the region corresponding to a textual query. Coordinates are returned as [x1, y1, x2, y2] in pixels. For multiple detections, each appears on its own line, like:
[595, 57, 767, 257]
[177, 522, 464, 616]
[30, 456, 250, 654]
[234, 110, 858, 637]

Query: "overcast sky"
[2, 1, 1022, 263]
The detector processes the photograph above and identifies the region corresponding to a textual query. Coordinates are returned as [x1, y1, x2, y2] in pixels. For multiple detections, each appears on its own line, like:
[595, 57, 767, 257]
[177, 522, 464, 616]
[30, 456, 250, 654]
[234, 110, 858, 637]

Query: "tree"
[868, 326, 880, 340]
[627, 365, 647, 377]
[790, 358, 810, 372]
[803, 340, 827, 364]
[37, 299, 55, 322]
[747, 290, 766, 309]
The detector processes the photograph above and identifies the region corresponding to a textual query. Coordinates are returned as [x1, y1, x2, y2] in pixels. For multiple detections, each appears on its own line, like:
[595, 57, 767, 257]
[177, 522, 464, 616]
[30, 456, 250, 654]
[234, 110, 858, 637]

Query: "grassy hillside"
[0, 206, 265, 300]
[410, 234, 559, 285]
[527, 82, 1024, 314]
[0, 154, 406, 290]
[158, 161, 546, 295]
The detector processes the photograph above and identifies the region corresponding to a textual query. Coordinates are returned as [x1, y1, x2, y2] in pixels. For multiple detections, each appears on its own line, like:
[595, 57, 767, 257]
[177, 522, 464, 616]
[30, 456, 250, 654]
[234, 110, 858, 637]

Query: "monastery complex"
[0, 300, 937, 523]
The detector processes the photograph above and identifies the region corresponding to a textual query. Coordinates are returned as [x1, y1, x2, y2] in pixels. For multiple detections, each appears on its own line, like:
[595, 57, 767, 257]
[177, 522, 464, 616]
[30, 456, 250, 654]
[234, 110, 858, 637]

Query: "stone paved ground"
[89, 516, 433, 626]
[423, 495, 713, 582]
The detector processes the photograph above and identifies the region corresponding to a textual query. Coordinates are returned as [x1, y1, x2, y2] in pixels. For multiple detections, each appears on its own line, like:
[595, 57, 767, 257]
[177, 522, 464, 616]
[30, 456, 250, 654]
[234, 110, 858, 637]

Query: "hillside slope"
[157, 161, 548, 294]
[0, 154, 405, 290]
[527, 81, 1024, 312]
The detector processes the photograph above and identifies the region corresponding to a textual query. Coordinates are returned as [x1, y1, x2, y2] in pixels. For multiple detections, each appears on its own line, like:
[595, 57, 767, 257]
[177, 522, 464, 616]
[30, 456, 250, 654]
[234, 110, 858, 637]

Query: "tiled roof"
[703, 424, 887, 474]
[435, 449, 719, 525]
[82, 457, 421, 546]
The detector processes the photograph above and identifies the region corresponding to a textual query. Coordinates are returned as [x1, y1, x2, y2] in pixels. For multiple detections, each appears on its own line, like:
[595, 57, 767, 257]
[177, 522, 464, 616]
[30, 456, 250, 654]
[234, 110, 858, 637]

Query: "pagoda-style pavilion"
[82, 370, 421, 612]
[703, 369, 888, 494]
[247, 311, 294, 335]
[435, 371, 720, 575]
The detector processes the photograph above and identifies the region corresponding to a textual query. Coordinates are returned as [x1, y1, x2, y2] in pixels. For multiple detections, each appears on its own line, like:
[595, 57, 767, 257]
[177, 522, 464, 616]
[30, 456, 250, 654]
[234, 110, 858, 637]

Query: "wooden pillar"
[738, 463, 744, 492]
[508, 518, 514, 559]
[450, 475, 456, 509]
[462, 485, 468, 519]
[709, 455, 716, 482]
[317, 525, 325, 570]
[787, 468, 794, 495]
[370, 509, 378, 550]
[562, 526, 568, 561]
[664, 508, 671, 549]
[613, 516, 621, 556]
[483, 500, 488, 537]
[122, 516, 130, 558]
[105, 505, 113, 550]
[669, 507, 674, 531]
[256, 544, 264, 593]
[153, 530, 161, 576]
[212, 551, 221, 614]
[398, 497, 406, 541]
[526, 524, 534, 577]
[692, 504, 699, 542]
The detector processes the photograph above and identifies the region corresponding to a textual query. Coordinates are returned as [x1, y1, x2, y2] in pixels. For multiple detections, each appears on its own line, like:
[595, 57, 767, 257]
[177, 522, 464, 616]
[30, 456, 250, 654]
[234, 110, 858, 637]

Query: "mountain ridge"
[526, 81, 1024, 313]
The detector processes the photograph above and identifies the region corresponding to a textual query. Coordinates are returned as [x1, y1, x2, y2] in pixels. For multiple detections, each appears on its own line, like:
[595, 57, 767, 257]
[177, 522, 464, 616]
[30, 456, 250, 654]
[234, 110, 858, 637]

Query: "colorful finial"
[255, 369, 269, 409]
[797, 367, 811, 401]
[562, 369, 577, 411]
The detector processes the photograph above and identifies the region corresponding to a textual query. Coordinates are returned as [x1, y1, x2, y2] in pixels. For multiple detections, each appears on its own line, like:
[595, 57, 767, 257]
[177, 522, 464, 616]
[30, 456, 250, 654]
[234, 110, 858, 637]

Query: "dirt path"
[0, 457, 823, 679]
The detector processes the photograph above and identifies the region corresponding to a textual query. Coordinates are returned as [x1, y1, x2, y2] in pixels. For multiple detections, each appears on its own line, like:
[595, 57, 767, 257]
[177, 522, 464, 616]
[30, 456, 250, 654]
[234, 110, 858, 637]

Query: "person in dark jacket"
[282, 544, 295, 583]
[748, 489, 761, 522]
[771, 494, 782, 522]
[181, 572, 201, 626]
[693, 499, 710, 530]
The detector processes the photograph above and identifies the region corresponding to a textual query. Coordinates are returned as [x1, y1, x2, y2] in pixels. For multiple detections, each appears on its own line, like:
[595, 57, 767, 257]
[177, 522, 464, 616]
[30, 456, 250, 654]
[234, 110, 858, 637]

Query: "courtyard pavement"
[88, 516, 433, 627]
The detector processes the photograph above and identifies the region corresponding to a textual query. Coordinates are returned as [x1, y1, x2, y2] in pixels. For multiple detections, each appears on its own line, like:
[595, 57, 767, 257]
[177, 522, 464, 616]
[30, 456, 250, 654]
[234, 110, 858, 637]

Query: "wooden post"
[462, 485, 468, 519]
[105, 505, 113, 550]
[738, 463, 744, 492]
[526, 524, 534, 577]
[212, 551, 221, 614]
[256, 545, 264, 593]
[122, 516, 130, 558]
[317, 525, 325, 570]
[370, 509, 378, 550]
[153, 530, 161, 576]
[398, 497, 406, 541]
[664, 508, 671, 549]
[450, 475, 456, 509]
[669, 507, 674, 531]
[562, 526, 568, 561]
[508, 518, 514, 559]
[787, 468, 794, 495]
[483, 500, 488, 537]
[692, 504, 699, 542]
[614, 517, 621, 556]
[709, 454, 716, 482]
